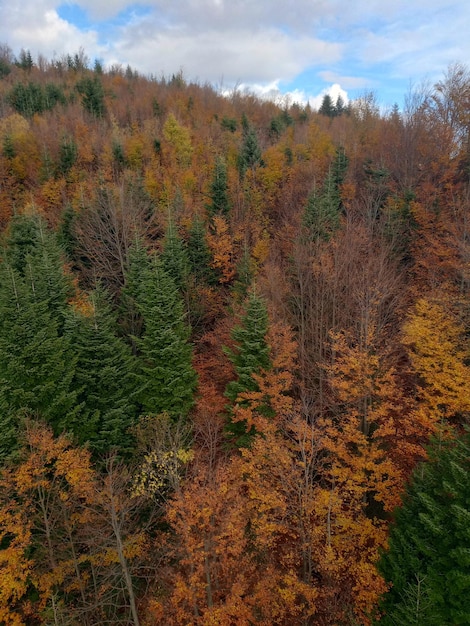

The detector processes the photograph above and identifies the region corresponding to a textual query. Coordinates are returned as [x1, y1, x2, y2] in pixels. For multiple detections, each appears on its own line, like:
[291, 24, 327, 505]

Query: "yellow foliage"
[251, 229, 270, 268]
[163, 113, 193, 168]
[0, 113, 30, 139]
[403, 297, 470, 422]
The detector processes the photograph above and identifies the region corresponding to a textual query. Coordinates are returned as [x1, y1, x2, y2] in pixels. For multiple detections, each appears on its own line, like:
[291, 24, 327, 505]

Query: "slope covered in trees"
[0, 46, 469, 624]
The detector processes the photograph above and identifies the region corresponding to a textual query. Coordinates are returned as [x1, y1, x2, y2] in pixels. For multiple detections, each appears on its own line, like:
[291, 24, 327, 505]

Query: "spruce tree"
[238, 123, 262, 178]
[206, 156, 230, 216]
[160, 218, 189, 292]
[4, 214, 72, 329]
[76, 75, 106, 117]
[224, 292, 271, 446]
[303, 147, 348, 241]
[0, 264, 79, 459]
[136, 258, 197, 419]
[3, 213, 42, 274]
[119, 238, 149, 351]
[23, 231, 72, 331]
[65, 287, 139, 454]
[377, 432, 470, 625]
[318, 93, 335, 117]
[187, 215, 215, 285]
[232, 244, 254, 300]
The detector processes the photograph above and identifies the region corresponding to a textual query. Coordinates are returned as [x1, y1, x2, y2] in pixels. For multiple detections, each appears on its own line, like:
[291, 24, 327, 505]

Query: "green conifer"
[65, 287, 138, 454]
[224, 292, 271, 446]
[303, 147, 348, 241]
[206, 156, 230, 216]
[4, 214, 73, 331]
[160, 218, 189, 292]
[187, 216, 215, 285]
[119, 238, 149, 351]
[378, 432, 470, 625]
[0, 264, 79, 458]
[136, 258, 197, 419]
[238, 123, 262, 178]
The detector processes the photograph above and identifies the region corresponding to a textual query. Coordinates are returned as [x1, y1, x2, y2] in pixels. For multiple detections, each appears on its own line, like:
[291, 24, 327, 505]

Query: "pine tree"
[378, 432, 470, 625]
[224, 292, 271, 446]
[136, 258, 197, 419]
[65, 287, 139, 455]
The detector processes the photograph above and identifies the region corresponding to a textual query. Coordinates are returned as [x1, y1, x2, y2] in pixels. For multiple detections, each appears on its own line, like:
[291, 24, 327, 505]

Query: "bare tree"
[74, 174, 157, 295]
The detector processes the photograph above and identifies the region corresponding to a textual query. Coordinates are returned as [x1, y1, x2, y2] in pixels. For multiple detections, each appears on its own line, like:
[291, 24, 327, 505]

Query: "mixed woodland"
[0, 45, 469, 625]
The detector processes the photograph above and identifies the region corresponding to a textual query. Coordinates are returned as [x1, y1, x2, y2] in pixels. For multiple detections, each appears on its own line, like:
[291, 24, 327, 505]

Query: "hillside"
[0, 49, 469, 625]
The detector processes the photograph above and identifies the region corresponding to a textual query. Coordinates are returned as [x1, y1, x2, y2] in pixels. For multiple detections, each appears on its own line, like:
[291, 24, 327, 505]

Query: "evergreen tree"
[224, 292, 271, 446]
[232, 244, 254, 300]
[160, 218, 189, 291]
[238, 123, 262, 178]
[136, 258, 197, 419]
[57, 136, 78, 177]
[119, 238, 149, 352]
[8, 82, 45, 117]
[377, 432, 470, 625]
[4, 214, 72, 330]
[65, 287, 139, 455]
[44, 82, 67, 110]
[332, 146, 349, 188]
[0, 264, 79, 460]
[303, 147, 348, 241]
[335, 94, 346, 116]
[187, 215, 215, 285]
[16, 49, 33, 71]
[2, 134, 15, 159]
[57, 204, 79, 262]
[319, 93, 335, 117]
[3, 213, 42, 274]
[23, 234, 72, 331]
[206, 156, 230, 216]
[76, 75, 106, 118]
[0, 57, 11, 79]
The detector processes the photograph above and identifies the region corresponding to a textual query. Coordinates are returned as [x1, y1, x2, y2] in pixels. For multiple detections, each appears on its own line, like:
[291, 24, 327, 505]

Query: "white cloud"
[67, 0, 134, 21]
[0, 0, 469, 108]
[319, 70, 371, 90]
[112, 26, 342, 85]
[0, 1, 101, 60]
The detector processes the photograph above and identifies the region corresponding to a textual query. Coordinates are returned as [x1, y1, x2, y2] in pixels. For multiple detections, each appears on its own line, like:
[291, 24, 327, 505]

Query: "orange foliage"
[207, 215, 236, 284]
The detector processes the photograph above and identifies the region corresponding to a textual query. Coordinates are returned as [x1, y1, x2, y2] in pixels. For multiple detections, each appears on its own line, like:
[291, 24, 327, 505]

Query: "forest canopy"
[0, 47, 469, 625]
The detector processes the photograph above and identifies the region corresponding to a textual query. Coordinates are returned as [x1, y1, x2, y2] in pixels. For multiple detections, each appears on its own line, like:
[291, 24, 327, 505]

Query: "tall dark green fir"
[224, 292, 271, 446]
[65, 287, 139, 455]
[377, 432, 470, 625]
[136, 258, 197, 419]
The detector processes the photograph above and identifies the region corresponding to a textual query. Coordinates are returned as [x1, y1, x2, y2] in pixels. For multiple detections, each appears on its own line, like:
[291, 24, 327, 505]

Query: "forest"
[0, 45, 469, 625]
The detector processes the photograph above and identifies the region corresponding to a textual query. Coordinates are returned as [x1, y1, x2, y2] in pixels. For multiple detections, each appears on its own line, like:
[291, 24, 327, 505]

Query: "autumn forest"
[0, 46, 469, 625]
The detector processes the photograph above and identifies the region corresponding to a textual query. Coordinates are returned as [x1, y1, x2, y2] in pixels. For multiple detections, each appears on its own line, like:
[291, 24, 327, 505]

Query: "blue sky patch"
[57, 3, 92, 30]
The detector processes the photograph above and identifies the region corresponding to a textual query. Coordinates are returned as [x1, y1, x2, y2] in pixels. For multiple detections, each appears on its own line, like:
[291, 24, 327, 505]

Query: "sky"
[0, 0, 469, 111]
